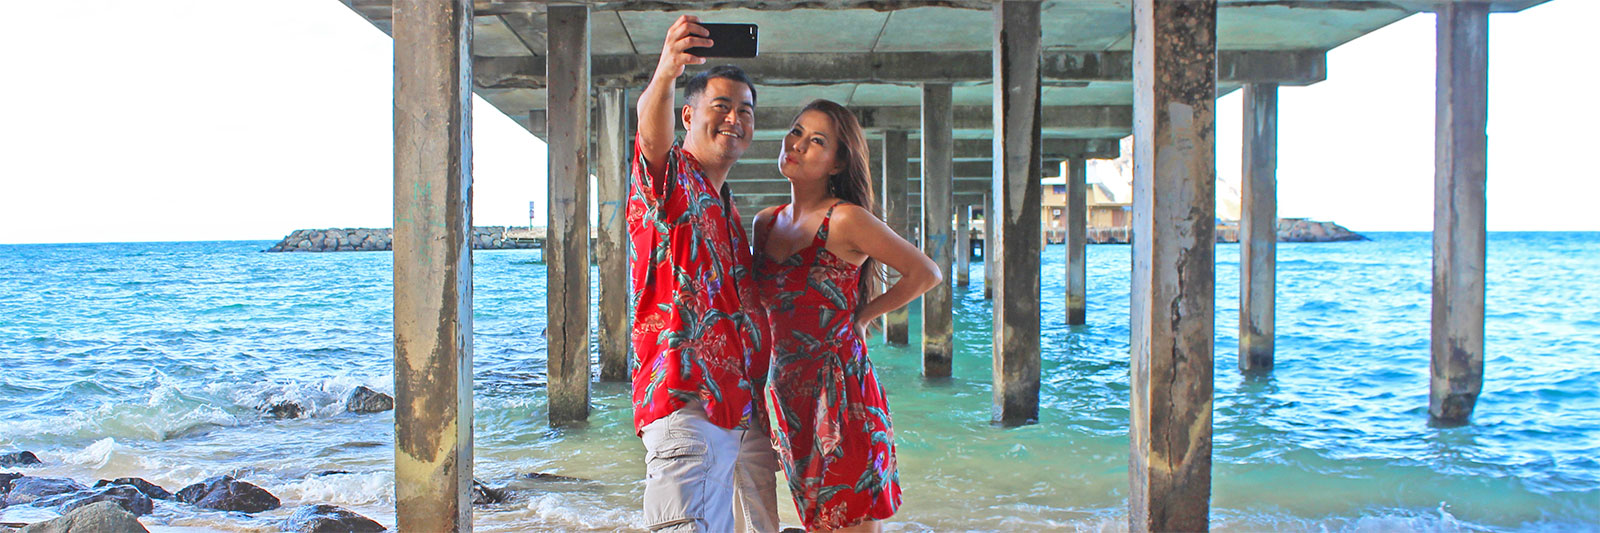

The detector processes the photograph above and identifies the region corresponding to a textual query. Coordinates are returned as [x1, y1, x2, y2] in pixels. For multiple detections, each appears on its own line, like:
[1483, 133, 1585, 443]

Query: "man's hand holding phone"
[654, 15, 712, 83]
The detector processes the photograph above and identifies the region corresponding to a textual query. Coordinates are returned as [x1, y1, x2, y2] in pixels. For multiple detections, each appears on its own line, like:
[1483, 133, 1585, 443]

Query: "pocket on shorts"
[644, 438, 710, 530]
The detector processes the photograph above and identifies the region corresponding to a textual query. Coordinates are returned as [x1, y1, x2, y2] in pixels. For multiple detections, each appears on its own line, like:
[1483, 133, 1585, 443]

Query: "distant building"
[1041, 167, 1132, 244]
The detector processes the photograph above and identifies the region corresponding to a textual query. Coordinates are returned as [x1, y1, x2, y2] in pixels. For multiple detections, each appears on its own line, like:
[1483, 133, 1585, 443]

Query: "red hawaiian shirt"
[628, 133, 770, 434]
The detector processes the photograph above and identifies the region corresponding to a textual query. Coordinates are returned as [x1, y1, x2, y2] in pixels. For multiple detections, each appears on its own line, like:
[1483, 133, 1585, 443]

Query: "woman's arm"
[828, 205, 942, 332]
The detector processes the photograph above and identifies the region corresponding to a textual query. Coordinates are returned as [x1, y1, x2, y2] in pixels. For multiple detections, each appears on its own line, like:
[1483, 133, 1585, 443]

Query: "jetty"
[341, 0, 1550, 530]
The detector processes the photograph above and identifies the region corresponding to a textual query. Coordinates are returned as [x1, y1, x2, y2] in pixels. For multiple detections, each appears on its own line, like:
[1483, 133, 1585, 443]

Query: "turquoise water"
[1, 233, 1596, 531]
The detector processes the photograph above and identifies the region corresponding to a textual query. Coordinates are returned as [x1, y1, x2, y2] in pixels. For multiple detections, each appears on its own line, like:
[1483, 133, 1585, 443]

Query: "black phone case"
[688, 23, 758, 58]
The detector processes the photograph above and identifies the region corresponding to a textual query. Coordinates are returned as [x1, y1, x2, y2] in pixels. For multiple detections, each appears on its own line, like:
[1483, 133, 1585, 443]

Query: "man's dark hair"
[683, 65, 757, 106]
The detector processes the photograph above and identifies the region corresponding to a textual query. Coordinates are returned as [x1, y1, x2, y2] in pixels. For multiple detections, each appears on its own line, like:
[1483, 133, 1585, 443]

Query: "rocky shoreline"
[263, 227, 541, 253]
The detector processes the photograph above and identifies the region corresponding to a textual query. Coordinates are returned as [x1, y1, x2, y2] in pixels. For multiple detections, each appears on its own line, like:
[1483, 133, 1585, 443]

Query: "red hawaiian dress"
[754, 202, 901, 530]
[627, 134, 770, 434]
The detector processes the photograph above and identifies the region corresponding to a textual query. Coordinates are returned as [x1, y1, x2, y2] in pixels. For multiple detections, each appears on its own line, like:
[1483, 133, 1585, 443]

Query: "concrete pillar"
[1129, 0, 1216, 530]
[1240, 83, 1278, 373]
[1431, 3, 1489, 426]
[991, 1, 1042, 427]
[956, 204, 971, 286]
[983, 191, 995, 299]
[1065, 158, 1087, 326]
[597, 87, 630, 382]
[546, 4, 591, 425]
[391, 0, 473, 529]
[921, 84, 955, 377]
[880, 130, 911, 345]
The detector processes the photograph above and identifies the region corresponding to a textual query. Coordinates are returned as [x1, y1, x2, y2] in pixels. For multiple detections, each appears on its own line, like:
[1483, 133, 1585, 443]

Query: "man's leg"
[733, 427, 781, 533]
[641, 401, 740, 532]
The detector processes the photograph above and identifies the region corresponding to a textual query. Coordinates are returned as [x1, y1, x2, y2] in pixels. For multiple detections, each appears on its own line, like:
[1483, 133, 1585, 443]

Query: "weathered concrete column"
[392, 0, 473, 529]
[1065, 158, 1088, 326]
[546, 4, 591, 425]
[956, 204, 971, 286]
[921, 83, 955, 378]
[880, 130, 911, 345]
[1431, 3, 1489, 426]
[597, 87, 630, 382]
[983, 191, 995, 299]
[991, 1, 1042, 426]
[1129, 0, 1216, 530]
[1240, 83, 1278, 373]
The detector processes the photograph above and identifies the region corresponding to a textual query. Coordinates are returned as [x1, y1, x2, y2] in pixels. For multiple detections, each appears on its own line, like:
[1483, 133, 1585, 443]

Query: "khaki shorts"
[641, 401, 741, 532]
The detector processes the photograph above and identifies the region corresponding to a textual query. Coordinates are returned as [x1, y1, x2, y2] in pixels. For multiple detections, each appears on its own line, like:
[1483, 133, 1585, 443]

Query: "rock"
[345, 387, 393, 414]
[93, 478, 173, 501]
[0, 453, 40, 467]
[311, 470, 350, 477]
[176, 475, 280, 513]
[17, 501, 149, 533]
[36, 485, 154, 517]
[263, 401, 305, 420]
[282, 504, 386, 533]
[5, 478, 86, 506]
[1, 472, 22, 494]
[470, 480, 506, 506]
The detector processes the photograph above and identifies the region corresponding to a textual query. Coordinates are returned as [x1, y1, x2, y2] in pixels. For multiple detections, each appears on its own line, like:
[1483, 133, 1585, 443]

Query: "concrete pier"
[1430, 3, 1489, 426]
[983, 191, 995, 299]
[390, 0, 474, 529]
[880, 130, 911, 345]
[990, 0, 1043, 427]
[596, 87, 629, 383]
[921, 83, 955, 378]
[1129, 0, 1216, 530]
[1064, 158, 1087, 326]
[1240, 83, 1278, 373]
[956, 204, 971, 286]
[545, 4, 591, 426]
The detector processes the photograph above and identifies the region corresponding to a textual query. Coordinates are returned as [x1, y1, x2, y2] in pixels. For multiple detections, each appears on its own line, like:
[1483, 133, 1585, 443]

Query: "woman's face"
[779, 110, 844, 185]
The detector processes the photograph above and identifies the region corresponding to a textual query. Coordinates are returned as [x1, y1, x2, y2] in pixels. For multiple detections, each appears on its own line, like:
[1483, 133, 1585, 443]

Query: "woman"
[752, 99, 941, 532]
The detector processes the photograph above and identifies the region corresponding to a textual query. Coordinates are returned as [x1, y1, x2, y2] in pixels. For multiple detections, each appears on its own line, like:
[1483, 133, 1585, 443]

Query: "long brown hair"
[794, 99, 883, 306]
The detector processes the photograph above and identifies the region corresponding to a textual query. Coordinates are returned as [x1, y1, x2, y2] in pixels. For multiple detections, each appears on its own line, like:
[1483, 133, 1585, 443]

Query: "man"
[628, 14, 780, 533]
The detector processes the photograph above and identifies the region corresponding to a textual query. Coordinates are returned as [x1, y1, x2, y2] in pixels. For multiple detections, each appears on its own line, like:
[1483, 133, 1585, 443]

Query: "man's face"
[681, 77, 755, 165]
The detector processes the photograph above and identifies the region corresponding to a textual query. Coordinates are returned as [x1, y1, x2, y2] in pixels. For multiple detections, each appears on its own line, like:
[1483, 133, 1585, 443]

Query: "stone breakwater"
[1079, 218, 1366, 245]
[264, 227, 540, 252]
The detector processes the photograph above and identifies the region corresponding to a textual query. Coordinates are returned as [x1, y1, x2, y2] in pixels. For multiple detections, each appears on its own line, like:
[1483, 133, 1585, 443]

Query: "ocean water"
[1, 232, 1596, 532]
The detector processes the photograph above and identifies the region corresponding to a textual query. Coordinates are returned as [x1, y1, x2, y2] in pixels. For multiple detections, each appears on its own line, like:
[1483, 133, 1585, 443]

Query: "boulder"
[470, 480, 506, 506]
[176, 475, 280, 513]
[92, 478, 173, 501]
[0, 452, 40, 467]
[282, 504, 386, 533]
[17, 501, 149, 533]
[1, 472, 22, 495]
[263, 401, 306, 420]
[345, 387, 394, 414]
[36, 485, 153, 516]
[5, 478, 86, 506]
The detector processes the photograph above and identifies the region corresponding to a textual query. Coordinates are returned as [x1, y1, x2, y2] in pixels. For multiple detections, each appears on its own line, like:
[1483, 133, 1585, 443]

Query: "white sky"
[0, 0, 1593, 244]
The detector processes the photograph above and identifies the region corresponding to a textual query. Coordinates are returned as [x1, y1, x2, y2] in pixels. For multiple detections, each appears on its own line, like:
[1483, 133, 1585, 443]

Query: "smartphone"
[687, 23, 758, 58]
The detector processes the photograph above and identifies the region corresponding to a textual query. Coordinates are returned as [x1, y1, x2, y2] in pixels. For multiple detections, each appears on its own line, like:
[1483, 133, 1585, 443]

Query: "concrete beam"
[1129, 0, 1216, 531]
[1239, 83, 1277, 373]
[726, 175, 1044, 196]
[921, 83, 955, 378]
[475, 49, 1325, 89]
[1064, 158, 1087, 326]
[991, 0, 1043, 427]
[391, 0, 474, 530]
[545, 4, 591, 426]
[728, 159, 1061, 181]
[741, 137, 1120, 161]
[1430, 2, 1488, 426]
[530, 105, 1130, 137]
[596, 87, 630, 383]
[880, 130, 911, 345]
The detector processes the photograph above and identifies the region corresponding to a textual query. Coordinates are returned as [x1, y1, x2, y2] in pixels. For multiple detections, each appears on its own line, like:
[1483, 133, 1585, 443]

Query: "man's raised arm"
[637, 15, 711, 178]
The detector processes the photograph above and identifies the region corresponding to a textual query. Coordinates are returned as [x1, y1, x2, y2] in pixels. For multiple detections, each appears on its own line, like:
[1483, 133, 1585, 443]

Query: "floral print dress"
[755, 202, 901, 530]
